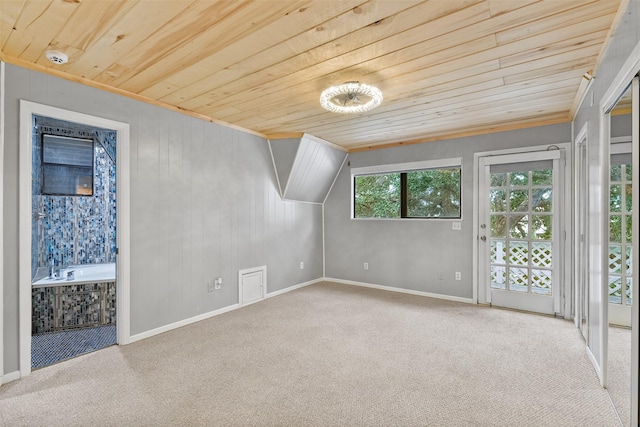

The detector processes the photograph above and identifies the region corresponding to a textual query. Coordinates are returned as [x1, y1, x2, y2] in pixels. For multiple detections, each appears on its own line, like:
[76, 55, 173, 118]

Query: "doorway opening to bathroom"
[30, 115, 118, 369]
[19, 101, 130, 378]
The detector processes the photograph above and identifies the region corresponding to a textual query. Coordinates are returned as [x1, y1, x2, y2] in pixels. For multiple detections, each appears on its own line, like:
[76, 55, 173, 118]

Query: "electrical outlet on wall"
[364, 262, 369, 270]
[214, 277, 222, 289]
[300, 262, 304, 269]
[455, 272, 461, 281]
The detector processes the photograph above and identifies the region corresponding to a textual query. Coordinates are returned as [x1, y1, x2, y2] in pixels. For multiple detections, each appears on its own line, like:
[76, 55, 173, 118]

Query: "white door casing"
[631, 73, 639, 427]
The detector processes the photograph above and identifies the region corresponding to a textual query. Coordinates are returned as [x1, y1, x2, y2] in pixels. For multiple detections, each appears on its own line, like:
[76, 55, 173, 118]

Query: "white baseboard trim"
[324, 277, 474, 304]
[586, 345, 603, 385]
[1, 370, 21, 385]
[129, 303, 240, 343]
[109, 277, 475, 346]
[267, 278, 323, 298]
[128, 278, 323, 344]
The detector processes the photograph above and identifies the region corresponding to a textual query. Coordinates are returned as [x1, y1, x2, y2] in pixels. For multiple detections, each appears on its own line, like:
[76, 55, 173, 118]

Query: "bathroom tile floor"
[31, 325, 116, 369]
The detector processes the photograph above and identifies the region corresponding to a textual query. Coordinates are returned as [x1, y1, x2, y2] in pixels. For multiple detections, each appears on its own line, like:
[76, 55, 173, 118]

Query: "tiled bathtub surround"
[32, 282, 116, 334]
[32, 116, 117, 278]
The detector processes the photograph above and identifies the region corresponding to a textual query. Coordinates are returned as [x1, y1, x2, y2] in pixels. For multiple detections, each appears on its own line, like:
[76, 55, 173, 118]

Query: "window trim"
[351, 157, 463, 220]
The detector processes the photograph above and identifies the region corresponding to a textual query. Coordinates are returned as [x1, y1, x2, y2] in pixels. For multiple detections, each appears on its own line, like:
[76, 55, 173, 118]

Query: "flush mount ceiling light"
[320, 81, 383, 114]
[45, 50, 68, 64]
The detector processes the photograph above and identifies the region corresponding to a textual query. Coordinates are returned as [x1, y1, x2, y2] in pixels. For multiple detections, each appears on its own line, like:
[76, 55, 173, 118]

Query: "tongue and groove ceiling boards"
[0, 0, 626, 151]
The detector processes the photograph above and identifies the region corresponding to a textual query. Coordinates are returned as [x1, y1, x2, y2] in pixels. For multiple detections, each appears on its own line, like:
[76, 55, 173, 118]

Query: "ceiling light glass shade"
[320, 81, 383, 114]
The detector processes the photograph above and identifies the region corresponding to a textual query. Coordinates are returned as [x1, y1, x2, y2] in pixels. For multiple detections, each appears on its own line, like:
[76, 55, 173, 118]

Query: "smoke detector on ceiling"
[45, 50, 68, 64]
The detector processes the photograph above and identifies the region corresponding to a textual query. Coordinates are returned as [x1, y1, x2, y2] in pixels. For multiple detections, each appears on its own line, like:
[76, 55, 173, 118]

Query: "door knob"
[480, 236, 487, 241]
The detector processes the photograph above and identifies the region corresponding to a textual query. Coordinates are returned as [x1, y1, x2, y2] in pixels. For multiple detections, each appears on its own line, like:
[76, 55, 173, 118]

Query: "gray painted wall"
[2, 64, 323, 375]
[269, 138, 299, 196]
[573, 0, 640, 372]
[324, 123, 571, 299]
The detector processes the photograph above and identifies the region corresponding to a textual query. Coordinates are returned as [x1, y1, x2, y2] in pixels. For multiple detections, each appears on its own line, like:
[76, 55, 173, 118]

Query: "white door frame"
[0, 62, 5, 385]
[632, 73, 640, 427]
[473, 143, 572, 317]
[18, 101, 131, 378]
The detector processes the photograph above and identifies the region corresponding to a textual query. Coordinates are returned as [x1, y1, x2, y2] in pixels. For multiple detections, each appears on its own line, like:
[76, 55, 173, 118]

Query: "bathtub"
[32, 262, 116, 287]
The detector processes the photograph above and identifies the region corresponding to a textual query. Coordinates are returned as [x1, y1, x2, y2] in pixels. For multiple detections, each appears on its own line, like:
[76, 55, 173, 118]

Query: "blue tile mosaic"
[31, 325, 116, 369]
[96, 129, 116, 163]
[32, 116, 117, 276]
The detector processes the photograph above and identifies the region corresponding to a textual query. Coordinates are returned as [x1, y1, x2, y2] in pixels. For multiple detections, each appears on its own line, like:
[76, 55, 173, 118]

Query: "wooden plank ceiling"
[0, 0, 624, 151]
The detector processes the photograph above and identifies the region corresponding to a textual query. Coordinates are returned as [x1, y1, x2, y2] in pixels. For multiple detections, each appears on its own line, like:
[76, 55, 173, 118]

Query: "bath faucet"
[52, 266, 67, 279]
[48, 261, 60, 279]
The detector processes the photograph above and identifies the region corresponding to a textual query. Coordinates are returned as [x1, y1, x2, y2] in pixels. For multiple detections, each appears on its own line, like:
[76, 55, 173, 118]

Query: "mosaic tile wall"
[32, 282, 116, 334]
[32, 116, 117, 278]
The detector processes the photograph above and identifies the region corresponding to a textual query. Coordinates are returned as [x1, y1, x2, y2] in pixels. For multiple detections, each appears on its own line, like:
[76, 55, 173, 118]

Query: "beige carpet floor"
[607, 326, 632, 427]
[0, 282, 622, 426]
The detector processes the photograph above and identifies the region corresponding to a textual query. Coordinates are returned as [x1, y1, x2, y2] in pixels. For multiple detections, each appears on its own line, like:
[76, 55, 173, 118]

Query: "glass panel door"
[478, 151, 562, 315]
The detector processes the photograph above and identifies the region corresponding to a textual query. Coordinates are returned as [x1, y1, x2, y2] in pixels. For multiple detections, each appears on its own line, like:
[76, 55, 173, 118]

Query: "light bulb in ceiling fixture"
[320, 81, 383, 114]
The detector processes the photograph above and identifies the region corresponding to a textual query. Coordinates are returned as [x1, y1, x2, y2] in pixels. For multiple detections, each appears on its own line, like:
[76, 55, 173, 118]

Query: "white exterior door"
[478, 150, 563, 315]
